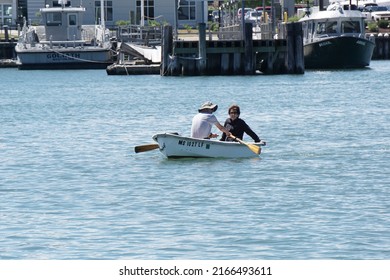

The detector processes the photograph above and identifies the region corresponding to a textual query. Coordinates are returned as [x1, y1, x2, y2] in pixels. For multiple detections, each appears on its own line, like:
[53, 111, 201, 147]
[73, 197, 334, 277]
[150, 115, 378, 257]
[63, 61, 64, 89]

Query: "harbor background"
[1, 61, 389, 259]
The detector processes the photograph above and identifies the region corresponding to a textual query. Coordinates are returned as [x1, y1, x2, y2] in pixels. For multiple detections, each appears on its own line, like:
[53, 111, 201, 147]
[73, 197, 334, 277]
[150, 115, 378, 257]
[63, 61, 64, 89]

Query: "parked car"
[237, 8, 253, 19]
[372, 7, 390, 21]
[362, 5, 388, 21]
[255, 6, 272, 21]
[245, 10, 263, 25]
[255, 6, 272, 14]
[211, 10, 225, 22]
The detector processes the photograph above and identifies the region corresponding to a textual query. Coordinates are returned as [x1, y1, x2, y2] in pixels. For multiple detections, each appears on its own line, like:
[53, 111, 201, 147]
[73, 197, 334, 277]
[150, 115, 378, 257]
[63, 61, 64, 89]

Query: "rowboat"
[148, 133, 265, 158]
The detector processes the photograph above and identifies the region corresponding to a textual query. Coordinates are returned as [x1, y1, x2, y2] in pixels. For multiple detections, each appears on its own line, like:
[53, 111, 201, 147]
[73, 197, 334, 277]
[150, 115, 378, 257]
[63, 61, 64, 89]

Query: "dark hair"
[228, 105, 240, 115]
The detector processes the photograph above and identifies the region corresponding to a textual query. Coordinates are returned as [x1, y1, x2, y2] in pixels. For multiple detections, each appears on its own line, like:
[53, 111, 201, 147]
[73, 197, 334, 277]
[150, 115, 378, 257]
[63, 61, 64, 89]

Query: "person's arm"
[220, 119, 229, 141]
[215, 122, 232, 137]
[242, 120, 261, 142]
[246, 126, 261, 142]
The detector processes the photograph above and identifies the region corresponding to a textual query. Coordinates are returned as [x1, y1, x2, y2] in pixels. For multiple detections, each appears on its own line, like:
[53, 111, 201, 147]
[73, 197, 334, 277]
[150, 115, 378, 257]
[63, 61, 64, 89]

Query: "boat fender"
[33, 31, 39, 43]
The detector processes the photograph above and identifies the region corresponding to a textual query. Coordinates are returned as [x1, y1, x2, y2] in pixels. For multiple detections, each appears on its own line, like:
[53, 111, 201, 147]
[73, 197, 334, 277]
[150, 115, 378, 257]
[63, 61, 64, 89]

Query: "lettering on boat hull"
[178, 140, 210, 149]
[47, 53, 82, 61]
[319, 41, 332, 47]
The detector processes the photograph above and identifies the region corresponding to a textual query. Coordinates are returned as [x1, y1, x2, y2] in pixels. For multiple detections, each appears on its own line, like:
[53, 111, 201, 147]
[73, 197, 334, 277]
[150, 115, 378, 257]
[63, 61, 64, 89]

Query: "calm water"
[1, 62, 389, 260]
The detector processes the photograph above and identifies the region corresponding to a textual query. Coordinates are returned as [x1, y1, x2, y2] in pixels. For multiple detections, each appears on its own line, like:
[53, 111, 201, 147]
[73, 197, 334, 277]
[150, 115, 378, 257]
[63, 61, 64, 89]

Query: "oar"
[232, 135, 261, 155]
[134, 143, 160, 153]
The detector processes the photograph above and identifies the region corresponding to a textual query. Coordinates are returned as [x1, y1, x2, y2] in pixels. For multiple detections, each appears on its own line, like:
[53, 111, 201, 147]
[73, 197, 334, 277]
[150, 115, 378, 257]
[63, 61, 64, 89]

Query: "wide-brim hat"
[198, 101, 218, 112]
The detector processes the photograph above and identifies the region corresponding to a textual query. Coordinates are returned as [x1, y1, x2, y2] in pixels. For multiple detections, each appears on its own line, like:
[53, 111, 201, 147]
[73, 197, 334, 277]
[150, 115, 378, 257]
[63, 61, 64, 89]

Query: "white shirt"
[191, 112, 219, 138]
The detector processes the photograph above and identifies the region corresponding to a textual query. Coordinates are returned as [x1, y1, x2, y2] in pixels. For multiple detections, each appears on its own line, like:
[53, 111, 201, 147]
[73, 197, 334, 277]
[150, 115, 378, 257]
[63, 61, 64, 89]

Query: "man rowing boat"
[191, 101, 232, 139]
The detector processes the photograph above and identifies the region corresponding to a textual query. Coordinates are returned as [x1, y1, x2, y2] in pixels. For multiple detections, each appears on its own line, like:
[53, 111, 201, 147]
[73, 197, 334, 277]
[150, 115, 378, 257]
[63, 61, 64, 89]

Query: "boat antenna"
[305, 0, 311, 16]
[100, 0, 105, 30]
[58, 0, 66, 8]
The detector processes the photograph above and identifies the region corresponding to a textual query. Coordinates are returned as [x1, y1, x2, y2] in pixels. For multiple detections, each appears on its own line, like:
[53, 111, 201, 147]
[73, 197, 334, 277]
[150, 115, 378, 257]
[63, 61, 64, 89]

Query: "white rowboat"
[152, 133, 265, 158]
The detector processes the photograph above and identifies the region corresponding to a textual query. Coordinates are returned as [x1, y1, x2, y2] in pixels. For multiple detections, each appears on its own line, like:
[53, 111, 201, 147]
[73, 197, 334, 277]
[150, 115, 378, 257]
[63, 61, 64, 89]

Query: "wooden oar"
[134, 143, 160, 153]
[232, 135, 261, 155]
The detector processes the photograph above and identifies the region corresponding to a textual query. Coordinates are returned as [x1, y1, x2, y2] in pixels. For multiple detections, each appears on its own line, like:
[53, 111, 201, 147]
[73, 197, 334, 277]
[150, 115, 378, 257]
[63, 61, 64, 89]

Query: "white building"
[7, 0, 213, 28]
[3, 1, 308, 30]
[0, 0, 16, 26]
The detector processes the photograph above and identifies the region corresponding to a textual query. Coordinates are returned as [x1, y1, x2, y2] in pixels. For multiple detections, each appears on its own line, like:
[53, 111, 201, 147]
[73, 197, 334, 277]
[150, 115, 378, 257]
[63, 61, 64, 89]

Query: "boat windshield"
[316, 21, 338, 35]
[341, 20, 361, 33]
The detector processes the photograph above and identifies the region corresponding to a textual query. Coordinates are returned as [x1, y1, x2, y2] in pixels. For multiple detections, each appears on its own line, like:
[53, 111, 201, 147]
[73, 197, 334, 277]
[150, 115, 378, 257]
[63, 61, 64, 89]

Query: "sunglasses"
[229, 111, 238, 115]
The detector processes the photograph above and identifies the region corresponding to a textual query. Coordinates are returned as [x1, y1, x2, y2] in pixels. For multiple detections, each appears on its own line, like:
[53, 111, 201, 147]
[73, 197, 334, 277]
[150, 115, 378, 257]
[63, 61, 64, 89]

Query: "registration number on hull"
[178, 140, 210, 149]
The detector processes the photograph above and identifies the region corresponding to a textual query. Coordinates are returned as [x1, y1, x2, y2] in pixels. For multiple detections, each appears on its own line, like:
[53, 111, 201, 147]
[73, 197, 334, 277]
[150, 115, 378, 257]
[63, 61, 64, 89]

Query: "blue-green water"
[1, 62, 389, 259]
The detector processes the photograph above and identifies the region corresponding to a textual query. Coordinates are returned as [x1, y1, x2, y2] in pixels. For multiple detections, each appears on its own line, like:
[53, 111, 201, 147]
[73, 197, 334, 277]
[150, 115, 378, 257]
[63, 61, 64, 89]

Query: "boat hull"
[15, 46, 113, 70]
[304, 36, 375, 69]
[152, 133, 263, 158]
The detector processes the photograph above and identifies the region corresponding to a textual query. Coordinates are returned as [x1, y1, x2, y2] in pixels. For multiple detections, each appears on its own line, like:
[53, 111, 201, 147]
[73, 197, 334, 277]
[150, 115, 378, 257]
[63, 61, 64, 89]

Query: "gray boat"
[15, 0, 114, 70]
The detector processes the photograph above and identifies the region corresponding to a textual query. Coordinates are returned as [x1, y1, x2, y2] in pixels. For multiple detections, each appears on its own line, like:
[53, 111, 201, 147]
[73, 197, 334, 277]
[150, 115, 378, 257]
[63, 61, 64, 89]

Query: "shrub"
[377, 20, 389, 29]
[208, 21, 219, 32]
[367, 22, 379, 32]
[183, 24, 192, 32]
[116, 20, 130, 26]
[288, 16, 301, 22]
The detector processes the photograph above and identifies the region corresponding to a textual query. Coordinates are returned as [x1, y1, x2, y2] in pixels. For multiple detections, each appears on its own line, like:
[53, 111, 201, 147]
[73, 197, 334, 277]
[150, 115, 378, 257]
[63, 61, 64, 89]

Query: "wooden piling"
[198, 23, 207, 75]
[384, 37, 389, 59]
[161, 25, 172, 76]
[244, 23, 254, 74]
[285, 23, 295, 74]
[221, 53, 229, 74]
[293, 22, 305, 74]
[285, 22, 305, 74]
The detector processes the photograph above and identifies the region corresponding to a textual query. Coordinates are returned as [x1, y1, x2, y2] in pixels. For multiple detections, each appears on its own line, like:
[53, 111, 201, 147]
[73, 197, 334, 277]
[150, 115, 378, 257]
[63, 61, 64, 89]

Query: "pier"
[371, 34, 390, 60]
[0, 25, 16, 65]
[160, 22, 304, 76]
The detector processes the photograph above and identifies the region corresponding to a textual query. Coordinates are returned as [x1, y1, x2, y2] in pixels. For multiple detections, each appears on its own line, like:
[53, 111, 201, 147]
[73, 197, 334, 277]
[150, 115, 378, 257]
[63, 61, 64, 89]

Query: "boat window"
[316, 21, 338, 35]
[303, 21, 314, 40]
[341, 21, 361, 33]
[46, 12, 62, 26]
[69, 14, 77, 26]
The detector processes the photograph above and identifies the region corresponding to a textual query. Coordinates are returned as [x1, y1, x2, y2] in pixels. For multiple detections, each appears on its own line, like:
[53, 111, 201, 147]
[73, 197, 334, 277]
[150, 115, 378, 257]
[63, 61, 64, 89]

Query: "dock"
[106, 63, 160, 75]
[161, 22, 304, 76]
[371, 33, 390, 59]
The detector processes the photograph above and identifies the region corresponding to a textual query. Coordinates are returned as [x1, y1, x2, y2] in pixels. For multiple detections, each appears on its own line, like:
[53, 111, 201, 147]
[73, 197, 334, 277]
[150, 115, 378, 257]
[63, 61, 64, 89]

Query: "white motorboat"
[15, 0, 114, 70]
[150, 133, 265, 158]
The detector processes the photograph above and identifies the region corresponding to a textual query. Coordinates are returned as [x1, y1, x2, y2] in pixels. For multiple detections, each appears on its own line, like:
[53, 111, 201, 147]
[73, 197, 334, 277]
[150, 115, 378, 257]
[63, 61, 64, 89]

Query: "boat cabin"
[300, 4, 366, 43]
[40, 3, 85, 41]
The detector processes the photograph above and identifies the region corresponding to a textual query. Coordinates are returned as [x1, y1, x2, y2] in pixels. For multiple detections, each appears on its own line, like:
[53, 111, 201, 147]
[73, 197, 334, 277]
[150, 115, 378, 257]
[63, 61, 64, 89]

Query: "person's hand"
[209, 133, 219, 138]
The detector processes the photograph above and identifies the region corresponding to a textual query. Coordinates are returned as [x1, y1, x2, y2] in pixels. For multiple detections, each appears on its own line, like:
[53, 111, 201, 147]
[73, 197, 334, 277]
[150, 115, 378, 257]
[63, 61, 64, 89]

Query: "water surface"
[1, 62, 389, 259]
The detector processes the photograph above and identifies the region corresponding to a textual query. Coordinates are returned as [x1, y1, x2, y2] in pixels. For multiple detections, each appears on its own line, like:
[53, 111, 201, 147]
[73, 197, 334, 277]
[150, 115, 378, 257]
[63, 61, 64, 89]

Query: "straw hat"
[198, 101, 218, 112]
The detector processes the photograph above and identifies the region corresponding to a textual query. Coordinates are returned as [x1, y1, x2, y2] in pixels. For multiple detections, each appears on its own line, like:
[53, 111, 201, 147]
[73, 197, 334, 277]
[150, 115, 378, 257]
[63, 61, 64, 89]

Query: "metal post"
[271, 0, 275, 38]
[141, 0, 145, 26]
[174, 0, 178, 40]
[241, 0, 245, 39]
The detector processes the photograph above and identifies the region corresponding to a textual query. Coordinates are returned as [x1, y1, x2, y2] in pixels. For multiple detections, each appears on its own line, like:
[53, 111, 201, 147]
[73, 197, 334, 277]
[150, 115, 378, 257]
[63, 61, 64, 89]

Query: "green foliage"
[288, 16, 301, 22]
[183, 24, 192, 32]
[367, 22, 379, 32]
[208, 21, 219, 32]
[148, 20, 160, 27]
[116, 20, 130, 26]
[377, 20, 389, 29]
[147, 19, 169, 27]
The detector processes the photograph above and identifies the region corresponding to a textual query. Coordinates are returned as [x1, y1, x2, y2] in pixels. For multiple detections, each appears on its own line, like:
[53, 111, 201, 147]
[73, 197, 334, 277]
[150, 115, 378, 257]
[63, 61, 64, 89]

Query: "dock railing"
[116, 25, 162, 45]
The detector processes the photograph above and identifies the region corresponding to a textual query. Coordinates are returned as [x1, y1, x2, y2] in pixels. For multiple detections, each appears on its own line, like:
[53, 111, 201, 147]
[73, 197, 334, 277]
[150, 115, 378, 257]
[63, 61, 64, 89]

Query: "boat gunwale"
[152, 133, 263, 147]
[152, 133, 264, 159]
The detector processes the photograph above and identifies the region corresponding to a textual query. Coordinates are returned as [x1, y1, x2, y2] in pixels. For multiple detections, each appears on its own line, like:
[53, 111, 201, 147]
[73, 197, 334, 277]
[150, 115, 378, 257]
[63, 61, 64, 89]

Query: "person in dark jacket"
[220, 105, 262, 143]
